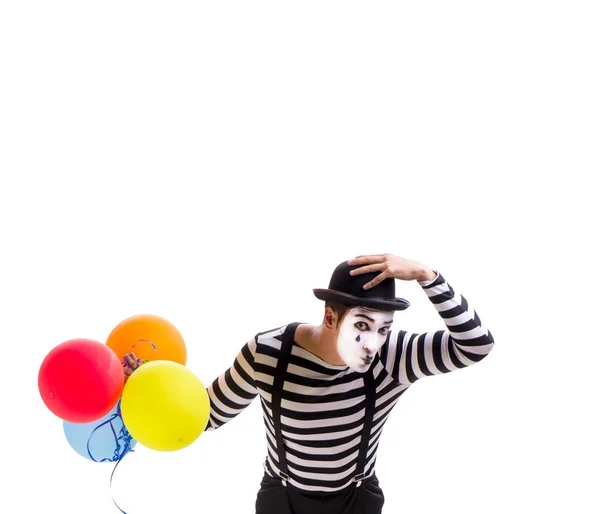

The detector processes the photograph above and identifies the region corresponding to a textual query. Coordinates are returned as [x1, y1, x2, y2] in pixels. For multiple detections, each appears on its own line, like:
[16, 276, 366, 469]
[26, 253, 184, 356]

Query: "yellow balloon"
[121, 360, 210, 451]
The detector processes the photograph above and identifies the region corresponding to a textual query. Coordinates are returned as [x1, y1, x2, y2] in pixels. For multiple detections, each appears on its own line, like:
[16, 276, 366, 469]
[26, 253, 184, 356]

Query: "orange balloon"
[106, 314, 187, 365]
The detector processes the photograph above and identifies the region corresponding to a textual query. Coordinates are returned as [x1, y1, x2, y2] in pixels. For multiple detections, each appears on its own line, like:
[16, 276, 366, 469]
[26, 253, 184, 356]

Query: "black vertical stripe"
[447, 339, 468, 369]
[392, 330, 406, 380]
[379, 333, 390, 367]
[431, 330, 451, 374]
[405, 333, 418, 383]
[416, 333, 434, 377]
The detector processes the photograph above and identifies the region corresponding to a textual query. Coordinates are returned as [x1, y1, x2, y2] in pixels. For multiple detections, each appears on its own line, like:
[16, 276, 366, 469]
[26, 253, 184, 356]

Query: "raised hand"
[348, 254, 436, 290]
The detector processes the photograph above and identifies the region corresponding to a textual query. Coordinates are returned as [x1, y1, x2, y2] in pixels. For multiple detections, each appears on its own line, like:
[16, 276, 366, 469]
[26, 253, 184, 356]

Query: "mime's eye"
[355, 321, 369, 331]
[379, 327, 390, 335]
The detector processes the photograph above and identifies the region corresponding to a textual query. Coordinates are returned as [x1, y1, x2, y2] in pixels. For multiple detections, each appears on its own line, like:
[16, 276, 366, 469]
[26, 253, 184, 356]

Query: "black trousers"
[255, 473, 385, 514]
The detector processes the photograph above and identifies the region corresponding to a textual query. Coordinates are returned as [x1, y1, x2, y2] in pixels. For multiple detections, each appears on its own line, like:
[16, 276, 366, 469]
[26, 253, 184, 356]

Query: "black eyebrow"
[355, 314, 393, 325]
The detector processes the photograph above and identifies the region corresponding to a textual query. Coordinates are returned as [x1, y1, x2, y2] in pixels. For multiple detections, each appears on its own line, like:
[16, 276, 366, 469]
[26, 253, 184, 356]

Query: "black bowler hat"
[313, 261, 410, 311]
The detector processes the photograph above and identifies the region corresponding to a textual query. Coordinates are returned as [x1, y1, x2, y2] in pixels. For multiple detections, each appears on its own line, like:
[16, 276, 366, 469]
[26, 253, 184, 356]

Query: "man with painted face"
[124, 253, 495, 513]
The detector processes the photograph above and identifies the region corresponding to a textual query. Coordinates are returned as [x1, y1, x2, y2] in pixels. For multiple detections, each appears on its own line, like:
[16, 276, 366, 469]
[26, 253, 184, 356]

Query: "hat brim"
[313, 289, 410, 311]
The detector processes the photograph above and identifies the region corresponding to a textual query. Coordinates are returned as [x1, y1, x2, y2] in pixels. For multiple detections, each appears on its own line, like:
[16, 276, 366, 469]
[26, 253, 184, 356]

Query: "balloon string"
[86, 399, 134, 513]
[132, 339, 158, 352]
[87, 341, 157, 512]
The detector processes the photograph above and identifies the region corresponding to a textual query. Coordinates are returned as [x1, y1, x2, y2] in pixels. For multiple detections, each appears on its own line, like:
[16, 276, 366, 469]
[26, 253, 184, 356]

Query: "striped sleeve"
[378, 271, 495, 384]
[205, 337, 259, 431]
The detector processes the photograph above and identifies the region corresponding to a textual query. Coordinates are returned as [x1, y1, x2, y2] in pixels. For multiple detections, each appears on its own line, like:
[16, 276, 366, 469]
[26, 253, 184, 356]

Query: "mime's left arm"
[379, 271, 495, 384]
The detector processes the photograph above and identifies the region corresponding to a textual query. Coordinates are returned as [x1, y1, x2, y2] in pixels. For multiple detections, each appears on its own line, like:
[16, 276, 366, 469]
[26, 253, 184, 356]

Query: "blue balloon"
[63, 399, 137, 462]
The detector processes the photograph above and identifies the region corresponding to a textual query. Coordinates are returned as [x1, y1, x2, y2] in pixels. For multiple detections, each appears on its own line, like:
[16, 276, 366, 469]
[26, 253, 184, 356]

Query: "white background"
[1, 1, 598, 513]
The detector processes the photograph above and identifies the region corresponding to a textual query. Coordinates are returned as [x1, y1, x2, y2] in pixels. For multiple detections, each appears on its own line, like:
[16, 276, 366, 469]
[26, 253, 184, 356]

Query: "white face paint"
[336, 307, 394, 373]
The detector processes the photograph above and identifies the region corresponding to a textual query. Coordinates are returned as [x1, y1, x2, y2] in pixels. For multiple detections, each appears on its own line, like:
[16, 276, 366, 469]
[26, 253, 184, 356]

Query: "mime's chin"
[348, 362, 370, 373]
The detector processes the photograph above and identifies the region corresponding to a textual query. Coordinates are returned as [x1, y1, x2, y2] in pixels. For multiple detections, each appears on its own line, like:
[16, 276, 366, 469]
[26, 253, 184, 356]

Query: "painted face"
[336, 307, 394, 372]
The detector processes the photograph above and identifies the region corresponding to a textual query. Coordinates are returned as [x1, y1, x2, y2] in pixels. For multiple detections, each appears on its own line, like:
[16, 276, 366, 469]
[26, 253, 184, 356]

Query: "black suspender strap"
[354, 368, 376, 485]
[271, 322, 299, 486]
[272, 322, 376, 489]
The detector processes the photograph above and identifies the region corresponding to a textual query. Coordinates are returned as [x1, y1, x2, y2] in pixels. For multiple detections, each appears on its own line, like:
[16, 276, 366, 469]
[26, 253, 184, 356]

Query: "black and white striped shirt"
[206, 271, 495, 492]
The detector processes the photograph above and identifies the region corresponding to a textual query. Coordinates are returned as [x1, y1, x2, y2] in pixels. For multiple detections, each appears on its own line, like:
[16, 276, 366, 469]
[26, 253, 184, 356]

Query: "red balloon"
[38, 338, 124, 423]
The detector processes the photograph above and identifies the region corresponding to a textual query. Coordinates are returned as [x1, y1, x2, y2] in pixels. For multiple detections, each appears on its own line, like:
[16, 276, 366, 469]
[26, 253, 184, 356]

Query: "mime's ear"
[323, 307, 337, 329]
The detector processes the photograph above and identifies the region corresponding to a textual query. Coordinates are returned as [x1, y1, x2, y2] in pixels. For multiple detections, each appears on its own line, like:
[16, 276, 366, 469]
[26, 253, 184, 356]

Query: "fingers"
[123, 361, 133, 375]
[348, 254, 396, 288]
[124, 353, 139, 370]
[348, 255, 386, 266]
[348, 255, 389, 289]
[122, 360, 132, 383]
[363, 270, 389, 290]
[122, 352, 145, 383]
[349, 262, 385, 276]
